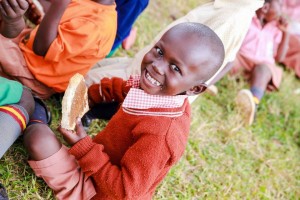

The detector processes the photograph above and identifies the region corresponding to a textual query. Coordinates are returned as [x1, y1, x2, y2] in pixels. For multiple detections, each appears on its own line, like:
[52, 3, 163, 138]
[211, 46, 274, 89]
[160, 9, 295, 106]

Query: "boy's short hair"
[172, 22, 225, 83]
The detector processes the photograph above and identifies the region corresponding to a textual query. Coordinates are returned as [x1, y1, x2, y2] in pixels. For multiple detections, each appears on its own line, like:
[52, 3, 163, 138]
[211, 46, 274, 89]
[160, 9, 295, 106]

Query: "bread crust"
[61, 73, 89, 130]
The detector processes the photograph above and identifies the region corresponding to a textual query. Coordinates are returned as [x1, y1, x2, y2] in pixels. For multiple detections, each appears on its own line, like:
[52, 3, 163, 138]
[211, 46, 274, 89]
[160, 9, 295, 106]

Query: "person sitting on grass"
[23, 0, 149, 56]
[0, 2, 55, 198]
[0, 77, 34, 200]
[23, 22, 225, 200]
[0, 0, 117, 99]
[230, 0, 289, 125]
[82, 0, 264, 123]
[0, 77, 51, 200]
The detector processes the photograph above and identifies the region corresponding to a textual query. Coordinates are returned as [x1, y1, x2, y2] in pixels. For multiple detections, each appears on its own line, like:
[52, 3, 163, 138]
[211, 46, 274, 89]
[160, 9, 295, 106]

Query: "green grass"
[1, 0, 300, 199]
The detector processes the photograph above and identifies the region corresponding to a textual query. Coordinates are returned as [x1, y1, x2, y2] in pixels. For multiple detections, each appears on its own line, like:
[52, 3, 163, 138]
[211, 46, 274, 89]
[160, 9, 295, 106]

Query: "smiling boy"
[24, 22, 225, 200]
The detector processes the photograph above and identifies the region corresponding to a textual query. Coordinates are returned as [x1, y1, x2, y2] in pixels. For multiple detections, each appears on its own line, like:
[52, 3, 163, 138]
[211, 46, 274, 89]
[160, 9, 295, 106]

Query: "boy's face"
[140, 30, 214, 96]
[265, 0, 283, 22]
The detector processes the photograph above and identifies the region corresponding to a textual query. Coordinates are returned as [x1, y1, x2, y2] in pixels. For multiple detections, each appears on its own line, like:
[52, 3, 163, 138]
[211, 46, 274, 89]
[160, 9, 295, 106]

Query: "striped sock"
[0, 104, 29, 158]
[250, 86, 264, 105]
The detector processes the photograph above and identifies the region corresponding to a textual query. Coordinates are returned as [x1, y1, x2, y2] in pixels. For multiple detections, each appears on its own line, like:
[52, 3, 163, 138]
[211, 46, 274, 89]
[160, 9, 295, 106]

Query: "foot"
[236, 89, 256, 126]
[205, 85, 218, 95]
[122, 27, 137, 50]
[28, 97, 52, 126]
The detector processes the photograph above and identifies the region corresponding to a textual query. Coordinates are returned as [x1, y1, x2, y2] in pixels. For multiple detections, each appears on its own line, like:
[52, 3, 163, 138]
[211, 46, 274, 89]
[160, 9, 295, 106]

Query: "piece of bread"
[61, 73, 89, 130]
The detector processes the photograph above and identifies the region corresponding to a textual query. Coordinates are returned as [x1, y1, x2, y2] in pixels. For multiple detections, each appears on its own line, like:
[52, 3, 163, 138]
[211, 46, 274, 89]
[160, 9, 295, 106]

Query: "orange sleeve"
[44, 19, 102, 62]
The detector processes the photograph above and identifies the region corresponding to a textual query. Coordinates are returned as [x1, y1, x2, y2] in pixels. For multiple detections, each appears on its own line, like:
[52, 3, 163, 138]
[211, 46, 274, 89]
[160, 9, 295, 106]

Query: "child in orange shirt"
[23, 22, 225, 200]
[0, 0, 117, 99]
[24, 0, 148, 56]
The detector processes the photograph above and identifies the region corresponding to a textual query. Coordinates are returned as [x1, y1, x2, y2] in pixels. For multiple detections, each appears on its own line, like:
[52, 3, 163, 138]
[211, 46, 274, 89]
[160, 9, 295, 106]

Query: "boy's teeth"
[146, 72, 161, 86]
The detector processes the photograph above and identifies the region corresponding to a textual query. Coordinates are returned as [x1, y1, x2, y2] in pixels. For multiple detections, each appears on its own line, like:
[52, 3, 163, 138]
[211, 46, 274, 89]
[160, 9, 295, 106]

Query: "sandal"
[0, 183, 9, 200]
[32, 97, 52, 125]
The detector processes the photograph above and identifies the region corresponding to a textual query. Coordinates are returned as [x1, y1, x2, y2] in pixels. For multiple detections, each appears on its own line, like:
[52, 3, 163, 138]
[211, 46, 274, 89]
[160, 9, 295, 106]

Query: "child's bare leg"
[23, 123, 96, 199]
[250, 64, 272, 102]
[19, 87, 35, 117]
[23, 124, 61, 160]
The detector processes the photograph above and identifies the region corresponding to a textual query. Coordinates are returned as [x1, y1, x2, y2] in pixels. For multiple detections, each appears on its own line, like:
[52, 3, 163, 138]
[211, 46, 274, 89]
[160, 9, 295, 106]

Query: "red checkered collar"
[122, 75, 188, 109]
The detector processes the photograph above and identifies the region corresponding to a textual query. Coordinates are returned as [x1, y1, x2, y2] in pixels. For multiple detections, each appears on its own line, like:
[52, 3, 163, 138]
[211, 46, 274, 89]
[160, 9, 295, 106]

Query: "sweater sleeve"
[69, 131, 172, 199]
[88, 77, 130, 105]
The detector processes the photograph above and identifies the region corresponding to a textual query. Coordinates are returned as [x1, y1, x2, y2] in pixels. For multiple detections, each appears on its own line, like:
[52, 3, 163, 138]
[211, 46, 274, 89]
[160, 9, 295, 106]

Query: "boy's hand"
[58, 118, 88, 146]
[0, 0, 29, 23]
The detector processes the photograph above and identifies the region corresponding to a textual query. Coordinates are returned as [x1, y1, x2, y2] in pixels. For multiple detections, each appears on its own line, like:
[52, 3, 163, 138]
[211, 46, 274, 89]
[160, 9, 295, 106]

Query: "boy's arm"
[59, 120, 178, 199]
[276, 30, 290, 63]
[32, 0, 70, 56]
[276, 16, 290, 63]
[0, 0, 28, 38]
[88, 77, 130, 106]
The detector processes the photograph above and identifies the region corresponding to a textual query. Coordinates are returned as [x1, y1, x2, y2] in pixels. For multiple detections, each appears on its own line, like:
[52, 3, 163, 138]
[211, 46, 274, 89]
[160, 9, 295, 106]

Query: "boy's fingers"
[57, 125, 79, 145]
[0, 0, 11, 16]
[16, 0, 29, 10]
[57, 125, 73, 136]
[7, 0, 18, 12]
[0, 4, 7, 16]
[75, 118, 86, 136]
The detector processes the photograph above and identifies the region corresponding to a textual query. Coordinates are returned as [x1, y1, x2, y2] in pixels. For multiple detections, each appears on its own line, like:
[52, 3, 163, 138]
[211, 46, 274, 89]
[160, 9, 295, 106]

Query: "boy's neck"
[256, 11, 267, 27]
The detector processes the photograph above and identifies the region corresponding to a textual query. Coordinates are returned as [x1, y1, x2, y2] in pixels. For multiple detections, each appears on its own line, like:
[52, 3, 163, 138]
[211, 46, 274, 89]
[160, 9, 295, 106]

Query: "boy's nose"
[152, 60, 166, 75]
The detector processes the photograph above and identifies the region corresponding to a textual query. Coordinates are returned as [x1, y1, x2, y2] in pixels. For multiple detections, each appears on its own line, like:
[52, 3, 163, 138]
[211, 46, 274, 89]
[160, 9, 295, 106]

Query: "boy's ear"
[186, 85, 207, 96]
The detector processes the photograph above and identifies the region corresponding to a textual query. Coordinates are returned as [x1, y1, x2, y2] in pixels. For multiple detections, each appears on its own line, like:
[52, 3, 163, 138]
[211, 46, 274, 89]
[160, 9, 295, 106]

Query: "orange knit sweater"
[69, 99, 191, 199]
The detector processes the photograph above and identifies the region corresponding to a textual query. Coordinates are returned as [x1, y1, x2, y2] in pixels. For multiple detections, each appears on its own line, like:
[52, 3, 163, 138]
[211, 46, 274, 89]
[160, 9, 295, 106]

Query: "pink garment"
[283, 0, 300, 21]
[276, 0, 300, 78]
[278, 34, 300, 78]
[0, 29, 55, 99]
[238, 16, 282, 65]
[231, 53, 282, 90]
[28, 145, 96, 200]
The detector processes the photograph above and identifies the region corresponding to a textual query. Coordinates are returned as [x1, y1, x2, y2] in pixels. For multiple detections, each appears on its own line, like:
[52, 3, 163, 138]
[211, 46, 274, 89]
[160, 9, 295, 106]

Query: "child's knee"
[23, 124, 62, 161]
[255, 64, 271, 74]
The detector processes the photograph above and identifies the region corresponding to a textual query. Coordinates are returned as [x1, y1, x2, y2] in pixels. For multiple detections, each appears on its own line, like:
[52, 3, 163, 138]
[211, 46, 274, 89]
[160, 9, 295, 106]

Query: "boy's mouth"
[145, 71, 162, 86]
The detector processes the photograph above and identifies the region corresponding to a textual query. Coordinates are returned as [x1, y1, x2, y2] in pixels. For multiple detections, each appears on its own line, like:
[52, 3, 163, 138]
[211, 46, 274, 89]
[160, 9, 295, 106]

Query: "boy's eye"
[170, 64, 181, 73]
[155, 47, 163, 57]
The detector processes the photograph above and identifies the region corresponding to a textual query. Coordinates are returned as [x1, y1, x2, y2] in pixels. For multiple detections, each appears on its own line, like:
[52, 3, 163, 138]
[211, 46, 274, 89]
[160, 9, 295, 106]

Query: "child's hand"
[58, 118, 88, 146]
[278, 15, 289, 32]
[0, 0, 29, 23]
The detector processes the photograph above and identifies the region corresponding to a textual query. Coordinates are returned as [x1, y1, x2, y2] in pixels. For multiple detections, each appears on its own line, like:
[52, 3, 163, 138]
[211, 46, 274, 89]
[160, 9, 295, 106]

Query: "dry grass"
[1, 0, 300, 199]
